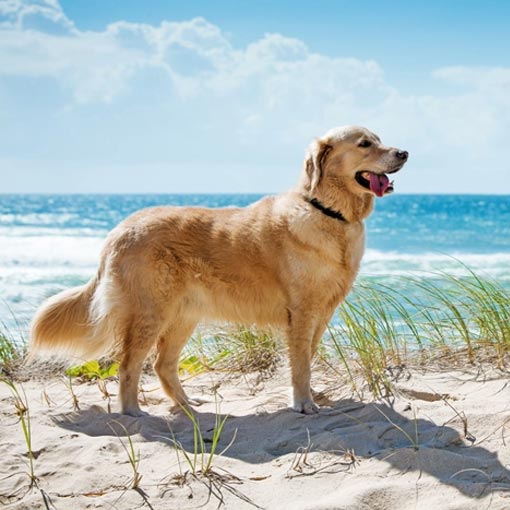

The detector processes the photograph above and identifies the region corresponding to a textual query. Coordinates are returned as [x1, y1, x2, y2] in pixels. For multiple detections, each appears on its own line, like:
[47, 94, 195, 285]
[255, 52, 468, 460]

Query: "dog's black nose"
[395, 150, 408, 161]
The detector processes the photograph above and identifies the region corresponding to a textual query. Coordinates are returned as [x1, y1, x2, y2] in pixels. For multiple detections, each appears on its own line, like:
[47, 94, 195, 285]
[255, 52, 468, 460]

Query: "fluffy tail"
[29, 277, 108, 361]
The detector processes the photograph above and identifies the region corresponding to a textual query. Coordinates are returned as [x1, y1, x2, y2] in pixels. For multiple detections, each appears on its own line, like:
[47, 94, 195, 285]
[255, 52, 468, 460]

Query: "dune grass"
[179, 326, 281, 379]
[323, 269, 510, 398]
[0, 328, 25, 376]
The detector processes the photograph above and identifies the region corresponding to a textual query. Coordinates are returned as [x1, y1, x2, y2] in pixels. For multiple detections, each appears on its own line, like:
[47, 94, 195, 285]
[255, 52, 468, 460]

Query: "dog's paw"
[171, 396, 208, 412]
[292, 399, 320, 415]
[187, 396, 208, 406]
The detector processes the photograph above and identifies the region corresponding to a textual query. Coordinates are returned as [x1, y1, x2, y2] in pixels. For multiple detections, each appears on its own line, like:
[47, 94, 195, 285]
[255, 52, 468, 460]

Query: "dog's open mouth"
[355, 171, 395, 197]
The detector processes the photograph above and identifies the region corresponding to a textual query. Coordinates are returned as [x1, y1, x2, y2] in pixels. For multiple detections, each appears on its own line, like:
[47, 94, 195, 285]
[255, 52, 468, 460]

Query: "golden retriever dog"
[30, 126, 408, 416]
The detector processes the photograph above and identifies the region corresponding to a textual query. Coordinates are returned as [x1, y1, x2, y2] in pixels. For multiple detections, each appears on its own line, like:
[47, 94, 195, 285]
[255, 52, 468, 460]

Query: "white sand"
[2, 364, 510, 509]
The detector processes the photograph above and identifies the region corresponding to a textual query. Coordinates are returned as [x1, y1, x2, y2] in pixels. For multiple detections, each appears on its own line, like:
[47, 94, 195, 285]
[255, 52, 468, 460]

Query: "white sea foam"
[361, 249, 510, 279]
[0, 235, 104, 268]
[0, 212, 77, 226]
[0, 226, 107, 237]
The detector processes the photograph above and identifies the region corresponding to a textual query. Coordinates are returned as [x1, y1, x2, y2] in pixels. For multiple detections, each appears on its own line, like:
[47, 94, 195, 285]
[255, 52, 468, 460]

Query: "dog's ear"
[304, 140, 332, 193]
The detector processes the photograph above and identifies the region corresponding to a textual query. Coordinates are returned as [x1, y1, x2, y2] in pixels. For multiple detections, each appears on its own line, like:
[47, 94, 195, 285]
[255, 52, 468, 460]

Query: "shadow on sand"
[53, 395, 510, 501]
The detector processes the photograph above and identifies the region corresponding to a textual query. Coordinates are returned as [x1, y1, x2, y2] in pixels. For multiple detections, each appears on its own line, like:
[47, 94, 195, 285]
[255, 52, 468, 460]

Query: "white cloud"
[0, 0, 75, 32]
[0, 3, 388, 111]
[433, 65, 510, 93]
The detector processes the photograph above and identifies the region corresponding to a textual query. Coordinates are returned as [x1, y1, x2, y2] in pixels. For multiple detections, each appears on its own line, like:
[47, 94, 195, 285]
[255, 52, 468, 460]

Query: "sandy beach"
[2, 361, 510, 510]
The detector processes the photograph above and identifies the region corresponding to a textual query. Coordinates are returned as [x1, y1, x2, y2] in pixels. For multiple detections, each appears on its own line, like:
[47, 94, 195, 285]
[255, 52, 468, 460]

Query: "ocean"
[1, 194, 510, 341]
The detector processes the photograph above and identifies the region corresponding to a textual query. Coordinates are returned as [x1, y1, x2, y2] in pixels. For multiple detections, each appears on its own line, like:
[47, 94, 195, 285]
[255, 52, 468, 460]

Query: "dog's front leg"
[286, 315, 319, 414]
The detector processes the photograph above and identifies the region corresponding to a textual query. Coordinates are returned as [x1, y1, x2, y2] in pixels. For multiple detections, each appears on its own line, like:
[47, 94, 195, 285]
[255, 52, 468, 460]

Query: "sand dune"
[2, 365, 510, 509]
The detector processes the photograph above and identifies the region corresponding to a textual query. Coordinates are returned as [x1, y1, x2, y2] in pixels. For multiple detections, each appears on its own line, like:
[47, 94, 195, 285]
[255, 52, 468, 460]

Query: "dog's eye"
[358, 140, 372, 148]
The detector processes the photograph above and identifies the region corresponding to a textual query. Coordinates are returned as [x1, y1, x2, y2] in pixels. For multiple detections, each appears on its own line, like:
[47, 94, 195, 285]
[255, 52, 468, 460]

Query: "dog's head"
[302, 126, 408, 198]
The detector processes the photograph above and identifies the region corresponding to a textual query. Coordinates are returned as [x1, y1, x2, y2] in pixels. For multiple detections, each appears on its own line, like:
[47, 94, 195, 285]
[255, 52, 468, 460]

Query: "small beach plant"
[175, 400, 232, 476]
[161, 394, 235, 479]
[66, 359, 119, 380]
[1, 379, 37, 488]
[108, 421, 143, 490]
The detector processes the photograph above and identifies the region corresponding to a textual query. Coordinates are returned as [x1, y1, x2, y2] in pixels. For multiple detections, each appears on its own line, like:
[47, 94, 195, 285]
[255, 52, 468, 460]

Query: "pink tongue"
[368, 173, 390, 197]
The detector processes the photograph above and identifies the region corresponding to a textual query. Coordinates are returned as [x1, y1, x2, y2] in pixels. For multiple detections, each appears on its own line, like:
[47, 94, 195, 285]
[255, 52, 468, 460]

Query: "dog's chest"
[289, 222, 365, 288]
[325, 221, 364, 269]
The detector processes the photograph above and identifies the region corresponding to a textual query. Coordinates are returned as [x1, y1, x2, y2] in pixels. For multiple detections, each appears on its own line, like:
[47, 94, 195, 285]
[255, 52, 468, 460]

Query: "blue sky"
[1, 0, 509, 193]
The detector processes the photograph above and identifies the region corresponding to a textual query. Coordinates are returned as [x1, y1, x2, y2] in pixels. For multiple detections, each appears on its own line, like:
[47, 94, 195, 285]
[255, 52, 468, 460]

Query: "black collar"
[305, 197, 348, 222]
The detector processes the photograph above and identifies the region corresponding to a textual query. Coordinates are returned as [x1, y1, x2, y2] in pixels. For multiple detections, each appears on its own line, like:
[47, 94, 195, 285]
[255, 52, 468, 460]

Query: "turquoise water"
[1, 194, 510, 338]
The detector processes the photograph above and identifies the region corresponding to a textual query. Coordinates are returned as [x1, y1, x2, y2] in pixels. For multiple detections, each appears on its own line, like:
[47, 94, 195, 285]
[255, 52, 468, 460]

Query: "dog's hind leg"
[154, 320, 197, 408]
[118, 315, 162, 417]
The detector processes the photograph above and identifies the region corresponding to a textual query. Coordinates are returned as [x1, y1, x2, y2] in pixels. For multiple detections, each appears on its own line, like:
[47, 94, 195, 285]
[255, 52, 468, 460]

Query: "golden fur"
[30, 126, 408, 416]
